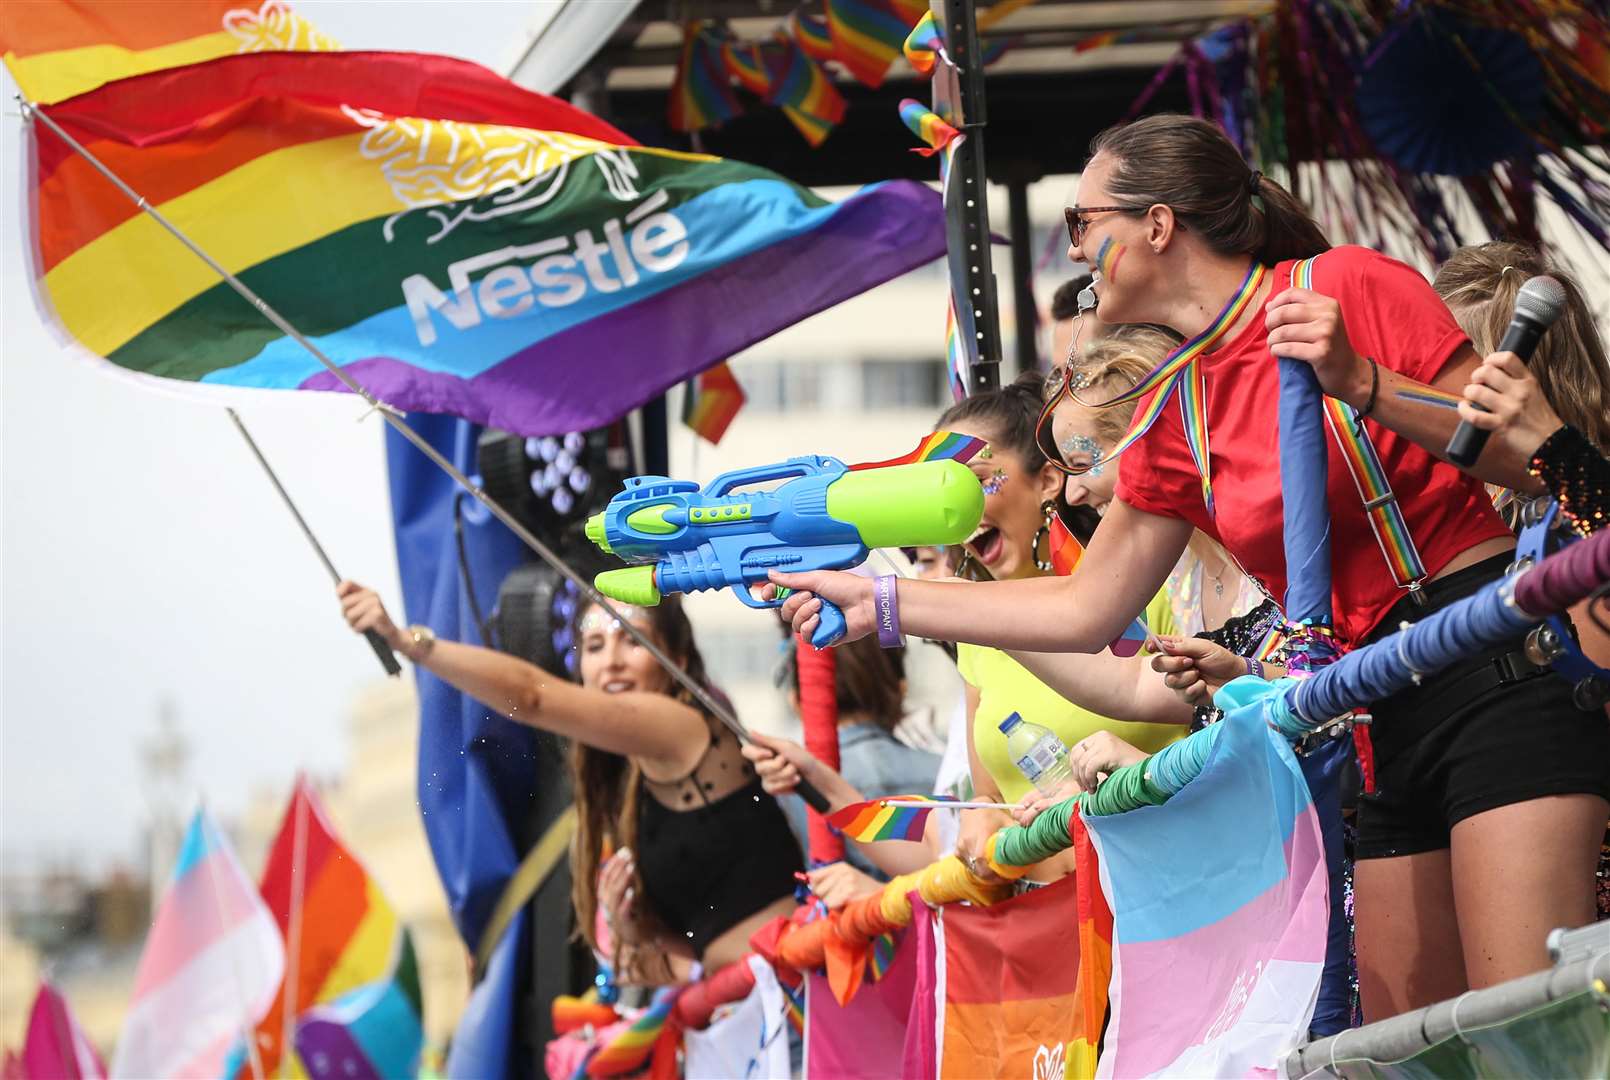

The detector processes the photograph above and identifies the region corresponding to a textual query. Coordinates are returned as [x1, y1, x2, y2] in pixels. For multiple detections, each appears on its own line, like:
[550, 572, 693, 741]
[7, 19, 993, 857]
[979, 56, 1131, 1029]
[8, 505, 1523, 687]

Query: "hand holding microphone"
[1447, 275, 1567, 468]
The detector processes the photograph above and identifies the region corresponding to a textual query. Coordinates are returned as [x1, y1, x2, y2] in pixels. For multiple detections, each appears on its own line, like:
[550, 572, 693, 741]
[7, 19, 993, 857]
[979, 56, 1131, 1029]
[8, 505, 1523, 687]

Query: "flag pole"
[279, 780, 310, 1079]
[13, 98, 820, 797]
[226, 408, 400, 676]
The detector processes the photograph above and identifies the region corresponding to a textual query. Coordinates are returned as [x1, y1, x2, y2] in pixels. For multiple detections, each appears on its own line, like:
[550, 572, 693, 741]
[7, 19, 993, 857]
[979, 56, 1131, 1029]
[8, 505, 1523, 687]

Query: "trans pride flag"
[23, 51, 946, 436]
[112, 808, 284, 1079]
[1084, 689, 1328, 1076]
[229, 777, 422, 1080]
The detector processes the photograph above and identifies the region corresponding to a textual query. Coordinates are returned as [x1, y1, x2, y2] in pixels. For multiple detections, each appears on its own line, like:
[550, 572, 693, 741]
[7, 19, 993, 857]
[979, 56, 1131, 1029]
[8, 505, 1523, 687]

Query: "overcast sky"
[0, 1, 571, 872]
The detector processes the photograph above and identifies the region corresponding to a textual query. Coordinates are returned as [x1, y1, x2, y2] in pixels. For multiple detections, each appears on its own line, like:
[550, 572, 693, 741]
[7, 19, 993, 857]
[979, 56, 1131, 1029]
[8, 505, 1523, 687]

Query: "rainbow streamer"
[945, 297, 968, 402]
[721, 39, 774, 95]
[668, 22, 740, 133]
[826, 0, 931, 88]
[903, 10, 945, 74]
[850, 430, 987, 471]
[766, 38, 846, 147]
[1394, 386, 1463, 410]
[585, 986, 680, 1078]
[829, 794, 961, 842]
[785, 9, 837, 61]
[898, 97, 961, 156]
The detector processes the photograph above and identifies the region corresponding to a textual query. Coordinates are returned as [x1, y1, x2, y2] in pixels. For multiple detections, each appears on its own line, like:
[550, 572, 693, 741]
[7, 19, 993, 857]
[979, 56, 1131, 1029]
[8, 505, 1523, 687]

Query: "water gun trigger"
[733, 582, 785, 611]
[809, 600, 848, 650]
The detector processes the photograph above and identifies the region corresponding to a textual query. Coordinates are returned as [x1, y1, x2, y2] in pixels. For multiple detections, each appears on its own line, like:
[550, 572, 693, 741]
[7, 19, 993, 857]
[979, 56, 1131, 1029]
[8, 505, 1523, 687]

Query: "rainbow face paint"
[1094, 235, 1126, 282]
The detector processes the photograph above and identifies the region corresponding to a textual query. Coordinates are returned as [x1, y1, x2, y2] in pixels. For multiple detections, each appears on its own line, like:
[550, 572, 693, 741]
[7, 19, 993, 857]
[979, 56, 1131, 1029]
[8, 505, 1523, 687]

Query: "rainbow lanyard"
[1293, 256, 1428, 595]
[1084, 260, 1267, 518]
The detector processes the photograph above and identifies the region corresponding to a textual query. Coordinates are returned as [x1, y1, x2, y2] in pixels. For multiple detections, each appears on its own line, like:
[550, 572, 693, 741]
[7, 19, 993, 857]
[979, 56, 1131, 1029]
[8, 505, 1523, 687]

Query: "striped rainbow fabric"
[0, 0, 335, 105]
[785, 10, 838, 62]
[112, 808, 284, 1079]
[25, 51, 945, 437]
[829, 794, 961, 842]
[721, 38, 774, 95]
[903, 10, 946, 75]
[228, 778, 422, 1080]
[899, 97, 962, 156]
[668, 22, 741, 134]
[826, 0, 932, 87]
[766, 37, 847, 147]
[682, 360, 747, 445]
[849, 430, 987, 471]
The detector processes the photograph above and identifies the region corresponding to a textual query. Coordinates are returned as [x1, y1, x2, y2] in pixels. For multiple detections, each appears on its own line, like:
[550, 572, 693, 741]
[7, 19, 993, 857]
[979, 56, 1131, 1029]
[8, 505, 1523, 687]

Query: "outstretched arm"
[338, 582, 705, 764]
[775, 500, 1193, 651]
[1005, 648, 1192, 725]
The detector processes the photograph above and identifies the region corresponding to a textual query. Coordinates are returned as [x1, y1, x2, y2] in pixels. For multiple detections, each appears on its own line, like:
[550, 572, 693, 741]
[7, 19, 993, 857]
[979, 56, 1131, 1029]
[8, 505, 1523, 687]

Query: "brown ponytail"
[1089, 114, 1330, 265]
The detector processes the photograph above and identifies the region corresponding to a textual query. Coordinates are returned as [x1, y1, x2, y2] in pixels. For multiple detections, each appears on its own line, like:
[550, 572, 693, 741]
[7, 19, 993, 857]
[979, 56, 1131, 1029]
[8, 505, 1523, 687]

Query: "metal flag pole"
[226, 408, 401, 676]
[18, 97, 835, 810]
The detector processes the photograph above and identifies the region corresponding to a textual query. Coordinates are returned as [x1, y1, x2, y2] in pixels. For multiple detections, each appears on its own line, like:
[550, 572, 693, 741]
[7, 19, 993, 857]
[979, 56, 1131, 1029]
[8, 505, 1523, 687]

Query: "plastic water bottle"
[1000, 711, 1074, 796]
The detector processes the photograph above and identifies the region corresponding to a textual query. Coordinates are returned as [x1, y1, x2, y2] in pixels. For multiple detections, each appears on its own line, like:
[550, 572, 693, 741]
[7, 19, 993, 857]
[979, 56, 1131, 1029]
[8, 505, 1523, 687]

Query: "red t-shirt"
[1114, 245, 1512, 646]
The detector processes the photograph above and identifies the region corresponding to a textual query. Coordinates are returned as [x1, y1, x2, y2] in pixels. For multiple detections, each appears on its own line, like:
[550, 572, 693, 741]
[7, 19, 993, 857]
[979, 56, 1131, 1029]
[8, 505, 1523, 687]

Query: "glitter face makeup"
[1059, 433, 1105, 476]
[982, 469, 1008, 495]
[578, 606, 648, 636]
[977, 444, 994, 460]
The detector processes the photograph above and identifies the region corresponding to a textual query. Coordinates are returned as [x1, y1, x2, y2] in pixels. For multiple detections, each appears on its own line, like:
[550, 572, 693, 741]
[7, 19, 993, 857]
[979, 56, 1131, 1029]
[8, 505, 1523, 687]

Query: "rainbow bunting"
[903, 10, 946, 75]
[785, 10, 837, 62]
[766, 37, 847, 147]
[229, 777, 423, 1080]
[0, 0, 336, 105]
[720, 38, 775, 95]
[829, 793, 963, 842]
[681, 360, 747, 444]
[898, 97, 962, 156]
[22, 51, 945, 437]
[850, 430, 987, 471]
[826, 0, 931, 87]
[668, 21, 742, 133]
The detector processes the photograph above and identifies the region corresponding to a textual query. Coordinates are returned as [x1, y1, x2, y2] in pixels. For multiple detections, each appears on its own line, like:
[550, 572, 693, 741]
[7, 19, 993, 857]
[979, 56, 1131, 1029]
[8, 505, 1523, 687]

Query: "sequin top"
[1529, 425, 1610, 538]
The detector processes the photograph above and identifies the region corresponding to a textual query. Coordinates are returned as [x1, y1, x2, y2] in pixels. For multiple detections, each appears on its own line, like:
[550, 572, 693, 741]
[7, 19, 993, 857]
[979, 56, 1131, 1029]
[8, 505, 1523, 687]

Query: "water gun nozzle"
[585, 512, 612, 553]
[594, 566, 660, 606]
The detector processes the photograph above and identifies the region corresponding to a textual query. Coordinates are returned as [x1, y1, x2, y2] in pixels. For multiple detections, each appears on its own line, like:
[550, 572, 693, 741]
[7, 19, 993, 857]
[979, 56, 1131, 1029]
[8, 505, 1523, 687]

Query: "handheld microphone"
[1446, 275, 1567, 468]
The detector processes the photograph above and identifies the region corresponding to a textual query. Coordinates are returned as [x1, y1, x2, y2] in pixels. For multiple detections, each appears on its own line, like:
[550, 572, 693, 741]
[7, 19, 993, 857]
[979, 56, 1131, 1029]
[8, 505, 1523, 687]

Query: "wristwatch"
[405, 624, 437, 661]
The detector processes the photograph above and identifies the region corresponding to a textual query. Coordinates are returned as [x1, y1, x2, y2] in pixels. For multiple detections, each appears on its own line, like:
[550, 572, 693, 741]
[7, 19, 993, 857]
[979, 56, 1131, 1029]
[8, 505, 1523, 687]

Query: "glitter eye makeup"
[982, 469, 1008, 495]
[1059, 434, 1105, 476]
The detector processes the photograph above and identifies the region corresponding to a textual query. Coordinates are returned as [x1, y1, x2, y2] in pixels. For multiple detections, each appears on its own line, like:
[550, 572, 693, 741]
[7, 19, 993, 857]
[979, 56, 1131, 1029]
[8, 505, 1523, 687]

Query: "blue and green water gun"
[585, 434, 987, 647]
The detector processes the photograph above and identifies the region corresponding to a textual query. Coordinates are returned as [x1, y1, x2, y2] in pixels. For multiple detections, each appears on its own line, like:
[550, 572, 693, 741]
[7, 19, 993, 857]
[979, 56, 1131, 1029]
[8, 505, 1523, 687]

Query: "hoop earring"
[1033, 501, 1056, 573]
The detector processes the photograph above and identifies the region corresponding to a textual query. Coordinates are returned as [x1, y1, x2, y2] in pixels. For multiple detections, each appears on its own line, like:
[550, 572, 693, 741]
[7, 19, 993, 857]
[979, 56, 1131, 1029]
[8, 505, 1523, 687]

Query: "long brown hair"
[567, 594, 714, 954]
[1433, 240, 1610, 451]
[1089, 114, 1330, 265]
[781, 630, 907, 733]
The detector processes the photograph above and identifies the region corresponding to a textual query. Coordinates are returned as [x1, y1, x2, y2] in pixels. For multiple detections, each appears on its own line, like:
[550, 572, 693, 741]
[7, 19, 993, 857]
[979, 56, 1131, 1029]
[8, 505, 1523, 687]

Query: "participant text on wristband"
[875, 575, 902, 648]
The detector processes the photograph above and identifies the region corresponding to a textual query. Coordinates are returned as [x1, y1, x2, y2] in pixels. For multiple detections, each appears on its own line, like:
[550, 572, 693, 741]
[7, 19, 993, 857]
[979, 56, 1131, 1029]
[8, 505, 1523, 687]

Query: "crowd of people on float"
[335, 112, 1610, 1063]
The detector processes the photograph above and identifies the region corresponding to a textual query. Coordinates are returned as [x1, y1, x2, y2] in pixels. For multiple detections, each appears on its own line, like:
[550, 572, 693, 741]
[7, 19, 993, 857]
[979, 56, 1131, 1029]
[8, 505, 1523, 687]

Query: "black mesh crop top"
[634, 719, 803, 958]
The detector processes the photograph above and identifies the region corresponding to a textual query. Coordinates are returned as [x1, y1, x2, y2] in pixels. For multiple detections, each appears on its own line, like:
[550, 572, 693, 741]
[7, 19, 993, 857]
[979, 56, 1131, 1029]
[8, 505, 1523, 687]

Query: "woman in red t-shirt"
[773, 115, 1608, 1021]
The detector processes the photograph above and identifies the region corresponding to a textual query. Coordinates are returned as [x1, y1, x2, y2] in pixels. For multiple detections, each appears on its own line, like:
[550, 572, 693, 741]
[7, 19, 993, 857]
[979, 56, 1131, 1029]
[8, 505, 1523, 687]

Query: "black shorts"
[1355, 554, 1610, 860]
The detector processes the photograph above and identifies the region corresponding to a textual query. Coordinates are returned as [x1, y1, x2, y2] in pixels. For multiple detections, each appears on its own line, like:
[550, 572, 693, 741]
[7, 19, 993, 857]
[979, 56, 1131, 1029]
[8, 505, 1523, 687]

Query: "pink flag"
[16, 981, 105, 1079]
[805, 927, 916, 1079]
[112, 808, 284, 1078]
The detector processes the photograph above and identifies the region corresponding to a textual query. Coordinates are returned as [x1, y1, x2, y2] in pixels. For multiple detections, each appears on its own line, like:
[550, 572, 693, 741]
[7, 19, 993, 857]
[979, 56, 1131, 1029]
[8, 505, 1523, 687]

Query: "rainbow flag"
[1069, 810, 1113, 1080]
[899, 97, 962, 156]
[826, 0, 932, 87]
[668, 22, 741, 133]
[849, 430, 987, 471]
[765, 38, 848, 147]
[112, 808, 284, 1079]
[0, 0, 335, 105]
[903, 10, 946, 74]
[1083, 688, 1328, 1075]
[24, 51, 945, 437]
[228, 778, 422, 1080]
[785, 10, 838, 62]
[828, 793, 961, 842]
[901, 876, 1094, 1078]
[945, 296, 968, 402]
[1045, 515, 1151, 654]
[721, 38, 776, 95]
[681, 360, 747, 444]
[586, 986, 681, 1078]
[13, 982, 105, 1080]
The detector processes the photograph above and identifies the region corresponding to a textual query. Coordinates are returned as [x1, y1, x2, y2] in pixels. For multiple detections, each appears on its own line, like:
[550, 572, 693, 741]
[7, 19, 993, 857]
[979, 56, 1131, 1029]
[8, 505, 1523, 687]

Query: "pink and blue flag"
[1084, 687, 1328, 1076]
[112, 807, 284, 1079]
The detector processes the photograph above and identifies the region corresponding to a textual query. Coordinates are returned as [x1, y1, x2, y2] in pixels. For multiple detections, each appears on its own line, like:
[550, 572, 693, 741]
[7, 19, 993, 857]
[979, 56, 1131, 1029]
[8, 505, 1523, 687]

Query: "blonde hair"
[1045, 325, 1179, 446]
[1434, 241, 1609, 450]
